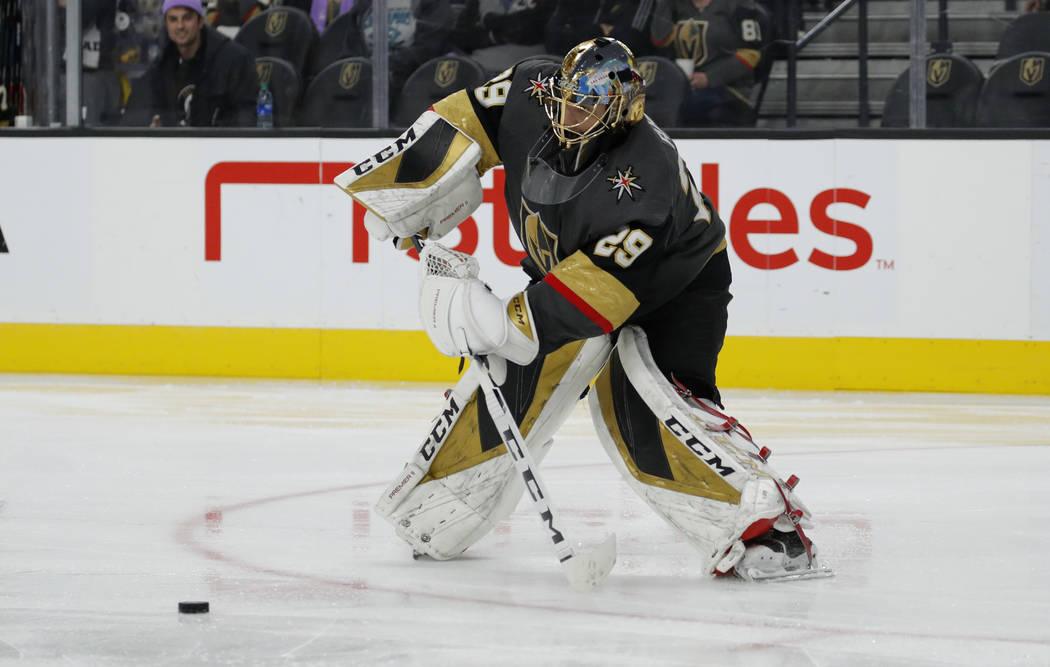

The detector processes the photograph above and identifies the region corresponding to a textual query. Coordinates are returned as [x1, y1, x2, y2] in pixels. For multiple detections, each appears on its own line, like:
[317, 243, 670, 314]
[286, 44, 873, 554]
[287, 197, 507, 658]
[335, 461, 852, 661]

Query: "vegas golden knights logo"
[265, 10, 288, 37]
[673, 20, 708, 65]
[434, 60, 460, 88]
[927, 58, 951, 88]
[639, 61, 658, 86]
[1020, 56, 1045, 87]
[256, 61, 273, 85]
[339, 61, 362, 89]
[521, 201, 559, 274]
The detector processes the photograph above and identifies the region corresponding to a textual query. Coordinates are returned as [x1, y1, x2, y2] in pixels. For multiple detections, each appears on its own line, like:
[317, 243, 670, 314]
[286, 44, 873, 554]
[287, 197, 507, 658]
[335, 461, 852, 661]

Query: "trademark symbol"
[876, 258, 894, 270]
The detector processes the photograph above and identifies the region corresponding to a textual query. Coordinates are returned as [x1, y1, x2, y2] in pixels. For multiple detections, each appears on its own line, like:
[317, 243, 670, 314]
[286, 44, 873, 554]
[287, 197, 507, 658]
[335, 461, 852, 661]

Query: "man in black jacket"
[123, 0, 257, 127]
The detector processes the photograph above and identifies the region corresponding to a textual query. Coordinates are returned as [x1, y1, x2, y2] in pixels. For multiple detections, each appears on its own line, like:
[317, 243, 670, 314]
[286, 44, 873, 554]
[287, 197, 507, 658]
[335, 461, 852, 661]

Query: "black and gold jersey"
[650, 0, 769, 92]
[433, 58, 728, 354]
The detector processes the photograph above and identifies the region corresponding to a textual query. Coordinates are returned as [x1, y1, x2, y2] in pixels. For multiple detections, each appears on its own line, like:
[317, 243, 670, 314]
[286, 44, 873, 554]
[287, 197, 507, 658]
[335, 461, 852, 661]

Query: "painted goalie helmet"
[543, 37, 646, 148]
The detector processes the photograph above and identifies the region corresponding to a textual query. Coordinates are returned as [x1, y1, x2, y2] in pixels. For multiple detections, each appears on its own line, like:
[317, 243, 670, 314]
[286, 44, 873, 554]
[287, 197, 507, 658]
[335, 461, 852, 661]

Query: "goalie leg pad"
[376, 335, 613, 560]
[588, 325, 816, 576]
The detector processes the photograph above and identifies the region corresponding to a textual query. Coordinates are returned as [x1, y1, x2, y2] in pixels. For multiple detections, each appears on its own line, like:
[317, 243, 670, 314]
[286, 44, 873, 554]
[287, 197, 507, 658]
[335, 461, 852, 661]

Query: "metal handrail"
[785, 0, 871, 127]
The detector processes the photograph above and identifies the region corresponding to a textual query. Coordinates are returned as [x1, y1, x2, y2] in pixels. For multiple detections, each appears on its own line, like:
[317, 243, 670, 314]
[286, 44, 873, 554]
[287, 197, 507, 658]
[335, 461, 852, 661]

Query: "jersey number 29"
[474, 68, 513, 108]
[594, 227, 653, 268]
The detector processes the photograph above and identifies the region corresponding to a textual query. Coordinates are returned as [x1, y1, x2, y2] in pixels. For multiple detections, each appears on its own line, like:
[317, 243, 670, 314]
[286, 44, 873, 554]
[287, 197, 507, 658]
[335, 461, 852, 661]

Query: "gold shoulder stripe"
[550, 251, 639, 331]
[432, 90, 502, 174]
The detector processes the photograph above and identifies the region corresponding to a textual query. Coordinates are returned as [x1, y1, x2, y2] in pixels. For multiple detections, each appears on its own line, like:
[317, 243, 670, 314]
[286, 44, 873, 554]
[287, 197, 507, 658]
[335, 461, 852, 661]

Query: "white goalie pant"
[588, 326, 813, 576]
[375, 336, 613, 560]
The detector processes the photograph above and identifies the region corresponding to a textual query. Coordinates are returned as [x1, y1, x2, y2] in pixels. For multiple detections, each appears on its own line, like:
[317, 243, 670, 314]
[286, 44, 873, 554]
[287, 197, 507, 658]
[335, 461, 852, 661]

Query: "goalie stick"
[473, 354, 616, 592]
[409, 236, 617, 592]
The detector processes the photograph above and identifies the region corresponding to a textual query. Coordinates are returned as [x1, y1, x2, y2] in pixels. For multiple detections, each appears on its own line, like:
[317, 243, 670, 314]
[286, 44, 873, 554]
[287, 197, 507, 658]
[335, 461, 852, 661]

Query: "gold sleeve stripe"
[544, 251, 640, 333]
[734, 49, 761, 69]
[346, 131, 475, 193]
[432, 90, 502, 174]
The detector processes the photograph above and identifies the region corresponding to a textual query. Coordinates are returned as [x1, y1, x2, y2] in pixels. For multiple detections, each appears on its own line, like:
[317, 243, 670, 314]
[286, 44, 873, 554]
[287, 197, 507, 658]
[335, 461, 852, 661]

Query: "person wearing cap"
[122, 0, 258, 127]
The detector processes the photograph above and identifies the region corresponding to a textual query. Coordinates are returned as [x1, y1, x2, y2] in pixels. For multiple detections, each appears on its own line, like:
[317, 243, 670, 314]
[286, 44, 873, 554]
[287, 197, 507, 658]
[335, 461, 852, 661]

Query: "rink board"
[0, 135, 1047, 393]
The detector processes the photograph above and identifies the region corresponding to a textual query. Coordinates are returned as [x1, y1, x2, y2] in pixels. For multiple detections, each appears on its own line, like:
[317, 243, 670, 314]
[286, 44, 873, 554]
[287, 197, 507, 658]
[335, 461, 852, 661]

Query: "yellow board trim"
[1, 323, 1048, 394]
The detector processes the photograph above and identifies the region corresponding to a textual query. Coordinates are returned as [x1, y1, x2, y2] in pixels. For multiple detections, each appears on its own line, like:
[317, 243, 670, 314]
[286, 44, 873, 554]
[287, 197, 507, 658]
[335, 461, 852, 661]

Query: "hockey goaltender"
[337, 37, 831, 586]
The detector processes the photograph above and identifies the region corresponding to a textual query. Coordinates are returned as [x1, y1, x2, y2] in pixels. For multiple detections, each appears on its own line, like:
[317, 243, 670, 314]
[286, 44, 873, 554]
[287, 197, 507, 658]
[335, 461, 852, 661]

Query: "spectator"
[205, 0, 345, 36]
[309, 0, 356, 33]
[449, 0, 554, 74]
[651, 0, 769, 126]
[206, 0, 337, 35]
[337, 0, 451, 99]
[57, 0, 123, 124]
[123, 0, 258, 127]
[546, 1, 655, 58]
[1024, 0, 1048, 11]
[205, 0, 253, 36]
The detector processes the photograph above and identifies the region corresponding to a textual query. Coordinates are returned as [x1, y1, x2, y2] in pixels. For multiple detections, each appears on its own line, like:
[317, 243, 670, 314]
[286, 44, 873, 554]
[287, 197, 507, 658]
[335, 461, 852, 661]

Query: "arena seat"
[235, 7, 318, 77]
[391, 55, 488, 127]
[307, 10, 356, 79]
[976, 51, 1050, 128]
[637, 56, 689, 128]
[255, 56, 300, 127]
[297, 57, 372, 128]
[881, 53, 984, 127]
[996, 13, 1050, 60]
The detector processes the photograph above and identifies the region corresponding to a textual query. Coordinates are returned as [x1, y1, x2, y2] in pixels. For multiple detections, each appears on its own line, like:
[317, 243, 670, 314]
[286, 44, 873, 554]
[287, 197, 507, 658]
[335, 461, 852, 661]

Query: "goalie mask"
[542, 38, 645, 162]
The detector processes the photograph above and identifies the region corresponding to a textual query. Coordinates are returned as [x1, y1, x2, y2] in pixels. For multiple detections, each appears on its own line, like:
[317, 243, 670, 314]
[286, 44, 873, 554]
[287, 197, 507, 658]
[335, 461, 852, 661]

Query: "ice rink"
[2, 373, 1049, 666]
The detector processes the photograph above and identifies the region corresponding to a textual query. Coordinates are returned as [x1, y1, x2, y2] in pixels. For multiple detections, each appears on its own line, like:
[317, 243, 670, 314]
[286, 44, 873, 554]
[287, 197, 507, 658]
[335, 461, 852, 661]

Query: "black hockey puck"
[178, 601, 210, 614]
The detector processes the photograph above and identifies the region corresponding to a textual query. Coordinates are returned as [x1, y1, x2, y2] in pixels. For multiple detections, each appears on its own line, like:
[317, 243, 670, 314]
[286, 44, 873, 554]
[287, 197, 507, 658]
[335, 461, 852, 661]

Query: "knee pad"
[375, 335, 613, 560]
[588, 326, 813, 575]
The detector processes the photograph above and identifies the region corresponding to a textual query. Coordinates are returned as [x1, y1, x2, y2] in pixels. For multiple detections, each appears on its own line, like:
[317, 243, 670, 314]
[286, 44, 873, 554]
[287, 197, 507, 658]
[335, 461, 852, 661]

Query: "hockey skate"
[732, 528, 834, 582]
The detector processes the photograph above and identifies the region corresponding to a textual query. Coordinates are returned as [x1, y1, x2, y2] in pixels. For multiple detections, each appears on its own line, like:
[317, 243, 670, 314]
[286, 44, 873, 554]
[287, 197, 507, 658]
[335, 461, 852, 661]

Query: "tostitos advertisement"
[0, 135, 1047, 392]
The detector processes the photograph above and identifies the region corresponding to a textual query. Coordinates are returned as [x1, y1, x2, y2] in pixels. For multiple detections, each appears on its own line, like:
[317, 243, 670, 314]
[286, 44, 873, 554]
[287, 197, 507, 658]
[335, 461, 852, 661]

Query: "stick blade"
[563, 533, 617, 592]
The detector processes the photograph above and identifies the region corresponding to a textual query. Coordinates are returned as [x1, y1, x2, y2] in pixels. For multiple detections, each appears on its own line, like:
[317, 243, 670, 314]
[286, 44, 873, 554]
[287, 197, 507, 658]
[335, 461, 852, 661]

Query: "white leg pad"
[389, 438, 554, 560]
[375, 336, 613, 560]
[588, 326, 814, 576]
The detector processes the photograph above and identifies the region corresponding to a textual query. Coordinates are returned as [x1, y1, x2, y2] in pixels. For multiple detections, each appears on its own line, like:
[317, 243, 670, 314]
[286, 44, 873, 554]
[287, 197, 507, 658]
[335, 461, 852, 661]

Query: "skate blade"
[742, 562, 834, 582]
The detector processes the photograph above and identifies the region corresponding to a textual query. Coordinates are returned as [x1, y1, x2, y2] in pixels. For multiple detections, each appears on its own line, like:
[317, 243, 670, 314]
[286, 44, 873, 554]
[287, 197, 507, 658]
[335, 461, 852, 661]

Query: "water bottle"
[256, 81, 274, 129]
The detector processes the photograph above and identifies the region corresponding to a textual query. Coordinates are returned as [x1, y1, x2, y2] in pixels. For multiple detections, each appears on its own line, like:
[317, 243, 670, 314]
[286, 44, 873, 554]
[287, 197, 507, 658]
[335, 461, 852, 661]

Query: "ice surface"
[1, 374, 1048, 666]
